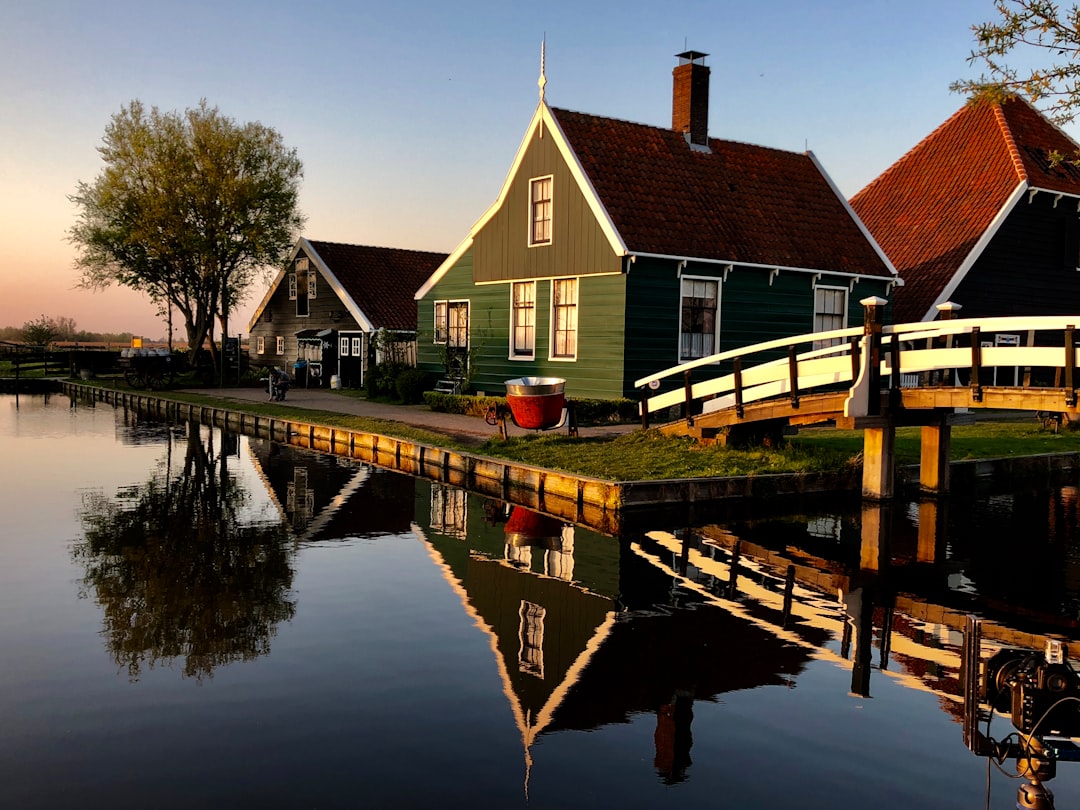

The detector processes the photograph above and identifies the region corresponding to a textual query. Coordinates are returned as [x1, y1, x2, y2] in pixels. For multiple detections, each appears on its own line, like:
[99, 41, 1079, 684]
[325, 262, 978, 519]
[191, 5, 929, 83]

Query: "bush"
[366, 361, 409, 399]
[423, 392, 637, 423]
[395, 368, 432, 404]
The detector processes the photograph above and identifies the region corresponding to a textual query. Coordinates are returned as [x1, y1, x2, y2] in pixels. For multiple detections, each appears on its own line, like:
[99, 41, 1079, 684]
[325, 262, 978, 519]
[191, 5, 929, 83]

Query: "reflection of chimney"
[672, 50, 710, 147]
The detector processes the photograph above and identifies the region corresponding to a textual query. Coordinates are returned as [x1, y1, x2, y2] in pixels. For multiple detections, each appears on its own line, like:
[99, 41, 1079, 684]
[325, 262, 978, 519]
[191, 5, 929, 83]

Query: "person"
[269, 367, 290, 401]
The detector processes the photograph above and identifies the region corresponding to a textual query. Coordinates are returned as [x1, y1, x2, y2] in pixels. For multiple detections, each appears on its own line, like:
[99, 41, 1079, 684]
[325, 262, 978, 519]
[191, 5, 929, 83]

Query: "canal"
[3, 392, 1080, 808]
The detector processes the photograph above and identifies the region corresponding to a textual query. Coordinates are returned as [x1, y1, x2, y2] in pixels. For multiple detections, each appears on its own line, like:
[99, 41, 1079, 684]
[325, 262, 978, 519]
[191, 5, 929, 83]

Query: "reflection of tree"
[74, 425, 296, 681]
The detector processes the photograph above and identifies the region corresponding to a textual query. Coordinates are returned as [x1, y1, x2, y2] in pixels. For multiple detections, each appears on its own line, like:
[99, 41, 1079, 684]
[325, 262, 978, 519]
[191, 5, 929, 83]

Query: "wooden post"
[639, 386, 650, 429]
[917, 499, 945, 564]
[970, 326, 983, 403]
[862, 422, 895, 500]
[1067, 325, 1076, 408]
[733, 357, 744, 418]
[862, 297, 886, 416]
[683, 369, 694, 427]
[787, 345, 800, 408]
[919, 413, 951, 496]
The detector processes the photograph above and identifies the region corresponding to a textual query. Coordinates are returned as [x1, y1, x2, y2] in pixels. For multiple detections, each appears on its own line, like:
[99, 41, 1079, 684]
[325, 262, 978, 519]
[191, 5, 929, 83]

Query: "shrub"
[366, 361, 409, 399]
[395, 368, 431, 404]
[423, 392, 637, 423]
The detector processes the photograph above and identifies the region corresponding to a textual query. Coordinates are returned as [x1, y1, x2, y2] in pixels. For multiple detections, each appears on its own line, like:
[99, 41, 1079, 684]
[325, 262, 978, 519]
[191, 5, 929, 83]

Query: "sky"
[0, 0, 1045, 340]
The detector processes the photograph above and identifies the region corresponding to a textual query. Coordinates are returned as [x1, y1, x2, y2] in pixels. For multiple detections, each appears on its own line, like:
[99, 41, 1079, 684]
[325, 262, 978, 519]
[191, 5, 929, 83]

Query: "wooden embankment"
[61, 382, 864, 533]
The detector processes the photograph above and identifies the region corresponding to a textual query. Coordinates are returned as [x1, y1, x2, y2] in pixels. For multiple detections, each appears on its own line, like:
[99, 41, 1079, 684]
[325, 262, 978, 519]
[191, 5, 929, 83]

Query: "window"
[308, 271, 317, 299]
[288, 273, 297, 300]
[529, 176, 552, 246]
[447, 302, 468, 348]
[813, 286, 848, 349]
[680, 278, 719, 361]
[551, 278, 577, 359]
[339, 336, 350, 356]
[351, 337, 362, 357]
[276, 336, 285, 355]
[294, 257, 309, 316]
[433, 301, 448, 343]
[256, 336, 265, 354]
[511, 281, 536, 358]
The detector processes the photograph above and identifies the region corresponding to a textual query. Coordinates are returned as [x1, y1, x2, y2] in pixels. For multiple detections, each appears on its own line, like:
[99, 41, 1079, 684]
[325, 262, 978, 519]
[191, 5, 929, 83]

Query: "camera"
[985, 644, 1080, 736]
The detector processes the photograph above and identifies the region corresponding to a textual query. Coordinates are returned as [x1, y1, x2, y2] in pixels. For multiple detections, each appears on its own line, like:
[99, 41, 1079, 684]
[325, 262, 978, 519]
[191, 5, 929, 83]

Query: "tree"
[70, 100, 305, 370]
[22, 314, 59, 346]
[952, 1, 1080, 124]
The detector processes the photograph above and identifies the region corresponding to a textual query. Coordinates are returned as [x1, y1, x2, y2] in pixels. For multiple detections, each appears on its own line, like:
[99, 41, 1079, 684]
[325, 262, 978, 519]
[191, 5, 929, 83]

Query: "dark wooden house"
[851, 96, 1080, 324]
[414, 51, 898, 401]
[248, 239, 447, 387]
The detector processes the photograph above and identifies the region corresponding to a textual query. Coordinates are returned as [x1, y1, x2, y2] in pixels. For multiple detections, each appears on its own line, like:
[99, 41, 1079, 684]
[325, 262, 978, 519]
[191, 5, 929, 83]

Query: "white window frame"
[509, 281, 536, 360]
[308, 271, 317, 299]
[339, 336, 350, 357]
[528, 175, 553, 247]
[287, 273, 297, 300]
[679, 276, 721, 362]
[276, 336, 285, 355]
[549, 278, 578, 361]
[433, 300, 448, 344]
[813, 285, 848, 349]
[351, 337, 362, 357]
[256, 336, 265, 354]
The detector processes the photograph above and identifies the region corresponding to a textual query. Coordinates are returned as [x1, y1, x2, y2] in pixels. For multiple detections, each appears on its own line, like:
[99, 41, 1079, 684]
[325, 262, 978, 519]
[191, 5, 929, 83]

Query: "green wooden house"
[415, 51, 899, 401]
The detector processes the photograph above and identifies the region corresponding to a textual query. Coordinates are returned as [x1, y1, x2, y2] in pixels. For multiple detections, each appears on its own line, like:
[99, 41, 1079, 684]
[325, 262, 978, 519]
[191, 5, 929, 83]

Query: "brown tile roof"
[550, 107, 894, 278]
[850, 97, 1080, 322]
[308, 240, 448, 331]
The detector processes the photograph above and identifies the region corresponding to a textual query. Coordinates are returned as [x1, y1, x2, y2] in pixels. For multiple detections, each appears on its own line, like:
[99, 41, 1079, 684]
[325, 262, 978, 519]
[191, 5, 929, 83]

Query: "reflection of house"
[415, 51, 896, 399]
[415, 483, 812, 787]
[248, 239, 447, 388]
[851, 97, 1080, 324]
[247, 439, 415, 539]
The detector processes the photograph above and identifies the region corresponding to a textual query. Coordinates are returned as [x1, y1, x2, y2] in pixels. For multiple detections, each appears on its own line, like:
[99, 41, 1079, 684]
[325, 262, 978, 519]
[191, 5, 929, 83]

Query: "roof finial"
[538, 36, 547, 103]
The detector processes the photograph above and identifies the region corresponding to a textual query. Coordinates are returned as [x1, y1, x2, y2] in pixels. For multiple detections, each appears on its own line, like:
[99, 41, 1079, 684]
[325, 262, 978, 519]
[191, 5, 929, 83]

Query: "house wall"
[249, 248, 361, 372]
[417, 250, 628, 400]
[951, 192, 1080, 318]
[624, 257, 889, 398]
[472, 123, 623, 283]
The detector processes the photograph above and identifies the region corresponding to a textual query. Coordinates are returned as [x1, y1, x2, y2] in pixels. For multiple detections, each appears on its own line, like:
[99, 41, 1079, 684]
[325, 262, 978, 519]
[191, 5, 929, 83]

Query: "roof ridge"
[307, 238, 448, 257]
[992, 102, 1028, 183]
[550, 106, 812, 159]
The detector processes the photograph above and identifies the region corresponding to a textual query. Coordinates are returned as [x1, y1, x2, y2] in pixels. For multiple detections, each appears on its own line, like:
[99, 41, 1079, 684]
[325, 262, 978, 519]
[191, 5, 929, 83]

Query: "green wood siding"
[472, 126, 622, 283]
[418, 250, 628, 399]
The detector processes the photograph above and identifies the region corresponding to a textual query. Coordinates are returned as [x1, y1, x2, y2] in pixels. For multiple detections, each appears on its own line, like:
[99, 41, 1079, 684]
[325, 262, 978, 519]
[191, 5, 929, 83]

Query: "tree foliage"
[70, 100, 305, 366]
[953, 0, 1080, 123]
[21, 314, 60, 346]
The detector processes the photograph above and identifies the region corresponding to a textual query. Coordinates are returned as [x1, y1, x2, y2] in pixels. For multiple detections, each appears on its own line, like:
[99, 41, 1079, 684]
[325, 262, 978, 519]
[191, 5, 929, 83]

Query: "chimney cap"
[675, 50, 709, 65]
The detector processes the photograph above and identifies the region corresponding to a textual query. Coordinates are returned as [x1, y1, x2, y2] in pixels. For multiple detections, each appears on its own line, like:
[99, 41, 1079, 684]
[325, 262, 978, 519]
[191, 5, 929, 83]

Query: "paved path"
[182, 385, 637, 446]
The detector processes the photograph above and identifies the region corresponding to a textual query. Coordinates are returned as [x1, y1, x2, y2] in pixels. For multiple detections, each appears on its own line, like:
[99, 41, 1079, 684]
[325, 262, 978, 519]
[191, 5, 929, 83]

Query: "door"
[447, 302, 469, 378]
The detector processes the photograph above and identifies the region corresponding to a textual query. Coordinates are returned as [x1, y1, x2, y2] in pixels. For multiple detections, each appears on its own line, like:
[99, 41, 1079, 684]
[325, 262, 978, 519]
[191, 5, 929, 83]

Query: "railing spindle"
[1067, 325, 1076, 407]
[970, 327, 983, 403]
[733, 356, 744, 418]
[788, 345, 800, 408]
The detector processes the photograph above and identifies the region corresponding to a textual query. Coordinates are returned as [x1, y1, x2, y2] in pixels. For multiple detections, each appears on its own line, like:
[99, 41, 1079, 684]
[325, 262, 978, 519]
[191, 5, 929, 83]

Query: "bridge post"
[919, 413, 951, 496]
[862, 422, 895, 500]
[861, 296, 887, 416]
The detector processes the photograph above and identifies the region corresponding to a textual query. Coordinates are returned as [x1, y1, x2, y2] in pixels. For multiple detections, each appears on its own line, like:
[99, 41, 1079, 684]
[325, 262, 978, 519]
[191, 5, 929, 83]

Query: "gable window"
[551, 278, 577, 359]
[276, 336, 285, 355]
[295, 257, 309, 317]
[288, 273, 297, 300]
[813, 286, 848, 349]
[680, 278, 719, 361]
[511, 281, 536, 358]
[308, 271, 318, 299]
[529, 176, 553, 246]
[256, 336, 265, 354]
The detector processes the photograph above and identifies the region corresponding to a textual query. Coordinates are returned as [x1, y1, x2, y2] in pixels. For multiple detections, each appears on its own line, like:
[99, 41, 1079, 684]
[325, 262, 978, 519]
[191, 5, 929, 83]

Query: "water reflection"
[73, 423, 296, 681]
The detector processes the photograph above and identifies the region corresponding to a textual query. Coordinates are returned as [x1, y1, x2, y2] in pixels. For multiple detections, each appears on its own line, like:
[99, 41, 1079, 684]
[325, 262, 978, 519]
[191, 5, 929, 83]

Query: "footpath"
[181, 386, 637, 446]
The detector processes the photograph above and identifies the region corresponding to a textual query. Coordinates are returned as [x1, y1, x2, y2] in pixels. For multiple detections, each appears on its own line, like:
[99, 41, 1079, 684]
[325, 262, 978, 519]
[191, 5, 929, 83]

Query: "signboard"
[994, 334, 1021, 347]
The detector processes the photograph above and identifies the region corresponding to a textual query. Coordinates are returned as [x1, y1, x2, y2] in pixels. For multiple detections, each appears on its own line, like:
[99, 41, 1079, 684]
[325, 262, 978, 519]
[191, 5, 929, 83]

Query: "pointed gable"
[851, 97, 1080, 322]
[307, 240, 448, 331]
[550, 107, 894, 277]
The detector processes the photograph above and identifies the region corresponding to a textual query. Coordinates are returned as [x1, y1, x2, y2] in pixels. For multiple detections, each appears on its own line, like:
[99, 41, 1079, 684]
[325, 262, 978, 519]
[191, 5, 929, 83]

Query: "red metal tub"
[504, 377, 566, 429]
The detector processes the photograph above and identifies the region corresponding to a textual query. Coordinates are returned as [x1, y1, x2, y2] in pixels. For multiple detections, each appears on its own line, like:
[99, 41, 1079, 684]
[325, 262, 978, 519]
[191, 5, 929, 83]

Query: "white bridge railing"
[634, 307, 1080, 423]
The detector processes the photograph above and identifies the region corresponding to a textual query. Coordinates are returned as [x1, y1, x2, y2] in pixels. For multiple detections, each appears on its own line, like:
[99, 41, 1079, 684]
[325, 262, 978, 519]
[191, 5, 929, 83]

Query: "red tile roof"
[550, 107, 894, 278]
[307, 240, 448, 331]
[850, 97, 1080, 322]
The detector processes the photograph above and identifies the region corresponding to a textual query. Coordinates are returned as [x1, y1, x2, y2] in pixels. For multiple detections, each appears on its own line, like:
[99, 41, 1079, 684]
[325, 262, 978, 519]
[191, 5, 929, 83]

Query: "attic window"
[529, 176, 553, 246]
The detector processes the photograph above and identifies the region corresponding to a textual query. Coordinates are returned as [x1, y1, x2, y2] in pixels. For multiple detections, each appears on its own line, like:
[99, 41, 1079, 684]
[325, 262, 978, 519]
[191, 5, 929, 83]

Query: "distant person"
[269, 367, 290, 401]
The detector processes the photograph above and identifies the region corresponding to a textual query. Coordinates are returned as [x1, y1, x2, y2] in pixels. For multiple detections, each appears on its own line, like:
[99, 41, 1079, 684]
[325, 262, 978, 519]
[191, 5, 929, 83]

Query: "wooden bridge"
[636, 298, 1080, 500]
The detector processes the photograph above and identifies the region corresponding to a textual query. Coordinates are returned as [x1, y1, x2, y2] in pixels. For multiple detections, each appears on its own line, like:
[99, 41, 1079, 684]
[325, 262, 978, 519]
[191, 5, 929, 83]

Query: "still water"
[3, 392, 1080, 809]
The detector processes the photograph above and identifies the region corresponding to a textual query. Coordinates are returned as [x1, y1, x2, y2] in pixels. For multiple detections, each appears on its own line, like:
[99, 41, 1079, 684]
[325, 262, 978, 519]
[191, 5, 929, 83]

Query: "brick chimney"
[672, 50, 710, 147]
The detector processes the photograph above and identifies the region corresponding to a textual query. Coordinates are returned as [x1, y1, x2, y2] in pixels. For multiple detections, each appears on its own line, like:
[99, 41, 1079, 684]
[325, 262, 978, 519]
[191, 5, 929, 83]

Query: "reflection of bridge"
[638, 299, 1080, 499]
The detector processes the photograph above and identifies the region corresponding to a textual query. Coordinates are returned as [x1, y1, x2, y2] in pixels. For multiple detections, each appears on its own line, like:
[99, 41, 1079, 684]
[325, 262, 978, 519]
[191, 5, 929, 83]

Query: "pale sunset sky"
[0, 0, 1045, 339]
